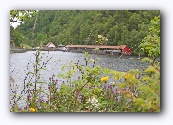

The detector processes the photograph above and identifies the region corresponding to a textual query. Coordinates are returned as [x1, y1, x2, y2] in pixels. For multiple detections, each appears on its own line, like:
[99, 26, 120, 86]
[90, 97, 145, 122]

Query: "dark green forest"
[10, 10, 160, 55]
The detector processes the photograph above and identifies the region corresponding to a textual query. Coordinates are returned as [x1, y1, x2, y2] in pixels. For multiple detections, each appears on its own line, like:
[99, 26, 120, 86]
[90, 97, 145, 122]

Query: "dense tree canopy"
[10, 10, 160, 55]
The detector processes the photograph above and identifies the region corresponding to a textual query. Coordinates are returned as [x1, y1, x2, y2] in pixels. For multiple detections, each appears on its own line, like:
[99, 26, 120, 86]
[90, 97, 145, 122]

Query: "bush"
[20, 44, 32, 49]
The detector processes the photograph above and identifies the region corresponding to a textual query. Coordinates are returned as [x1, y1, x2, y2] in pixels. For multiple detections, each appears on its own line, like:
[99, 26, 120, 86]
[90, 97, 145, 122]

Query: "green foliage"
[144, 66, 156, 73]
[141, 57, 153, 63]
[139, 16, 160, 58]
[20, 44, 32, 49]
[96, 35, 108, 45]
[12, 10, 160, 54]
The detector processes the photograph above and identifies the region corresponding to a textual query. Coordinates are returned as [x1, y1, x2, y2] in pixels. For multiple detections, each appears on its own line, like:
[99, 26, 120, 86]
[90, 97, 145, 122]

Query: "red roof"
[119, 45, 128, 49]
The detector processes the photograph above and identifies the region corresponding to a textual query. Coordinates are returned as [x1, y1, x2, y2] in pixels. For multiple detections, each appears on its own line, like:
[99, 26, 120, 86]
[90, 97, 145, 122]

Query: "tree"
[10, 10, 38, 47]
[12, 10, 160, 53]
[139, 16, 160, 58]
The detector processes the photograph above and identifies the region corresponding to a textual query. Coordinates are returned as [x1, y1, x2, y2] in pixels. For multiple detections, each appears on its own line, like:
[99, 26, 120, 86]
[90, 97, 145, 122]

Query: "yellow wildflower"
[29, 107, 36, 112]
[124, 73, 135, 80]
[124, 75, 128, 79]
[100, 76, 109, 82]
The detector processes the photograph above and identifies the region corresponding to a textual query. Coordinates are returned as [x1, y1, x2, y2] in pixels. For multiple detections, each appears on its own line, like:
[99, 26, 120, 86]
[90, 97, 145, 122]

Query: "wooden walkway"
[65, 45, 127, 49]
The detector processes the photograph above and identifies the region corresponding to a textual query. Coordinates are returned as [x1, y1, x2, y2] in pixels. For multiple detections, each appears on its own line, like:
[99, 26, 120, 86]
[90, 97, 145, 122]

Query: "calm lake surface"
[10, 51, 147, 108]
[10, 51, 147, 85]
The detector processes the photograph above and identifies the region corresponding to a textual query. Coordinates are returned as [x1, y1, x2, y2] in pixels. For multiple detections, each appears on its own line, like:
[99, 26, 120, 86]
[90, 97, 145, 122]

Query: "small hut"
[46, 42, 56, 48]
[119, 45, 133, 55]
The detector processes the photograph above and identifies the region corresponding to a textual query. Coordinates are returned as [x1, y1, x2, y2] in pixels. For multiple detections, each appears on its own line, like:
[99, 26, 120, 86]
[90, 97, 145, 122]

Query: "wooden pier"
[10, 48, 62, 53]
[65, 44, 133, 55]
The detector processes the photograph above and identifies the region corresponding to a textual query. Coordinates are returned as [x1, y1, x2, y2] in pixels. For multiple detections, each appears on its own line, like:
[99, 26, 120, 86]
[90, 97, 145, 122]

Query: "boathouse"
[65, 45, 132, 55]
[119, 45, 133, 55]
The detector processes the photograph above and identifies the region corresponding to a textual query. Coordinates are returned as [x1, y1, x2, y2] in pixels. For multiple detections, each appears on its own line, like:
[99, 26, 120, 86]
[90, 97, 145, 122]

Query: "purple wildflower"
[107, 85, 111, 89]
[55, 79, 58, 84]
[115, 97, 118, 101]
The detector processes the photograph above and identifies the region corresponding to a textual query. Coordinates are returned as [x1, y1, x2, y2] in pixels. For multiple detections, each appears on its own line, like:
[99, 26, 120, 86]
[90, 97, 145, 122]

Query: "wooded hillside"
[10, 10, 160, 55]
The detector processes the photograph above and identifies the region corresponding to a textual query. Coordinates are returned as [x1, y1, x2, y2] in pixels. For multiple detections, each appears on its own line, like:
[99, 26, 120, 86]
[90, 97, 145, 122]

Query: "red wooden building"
[119, 45, 133, 55]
